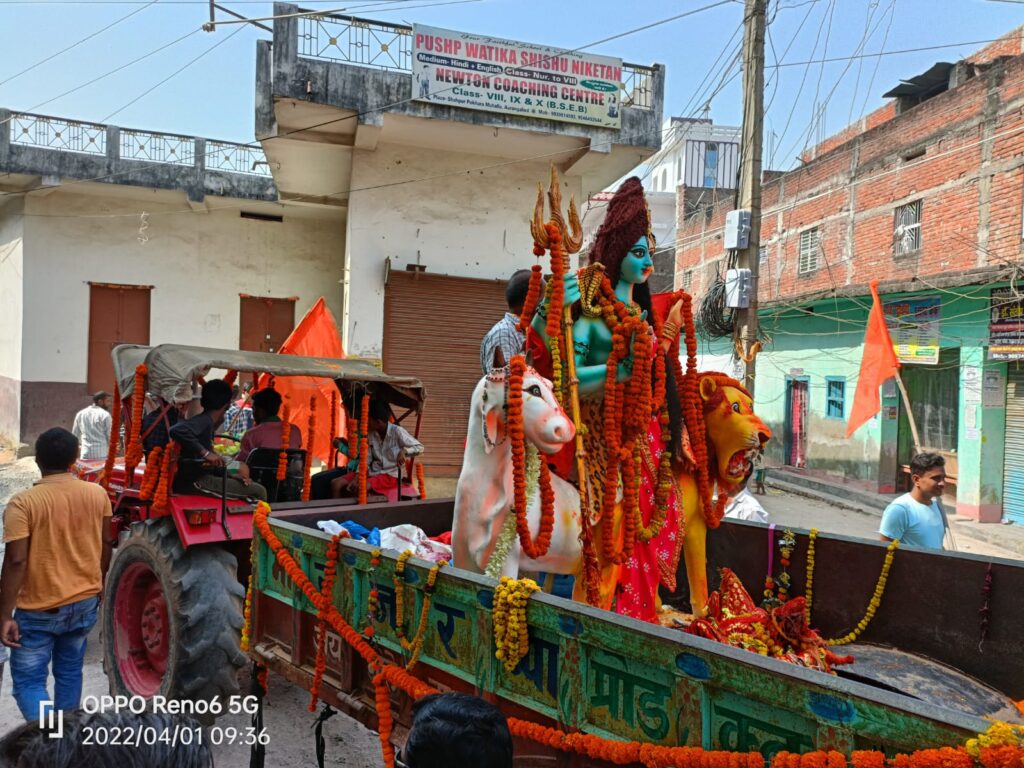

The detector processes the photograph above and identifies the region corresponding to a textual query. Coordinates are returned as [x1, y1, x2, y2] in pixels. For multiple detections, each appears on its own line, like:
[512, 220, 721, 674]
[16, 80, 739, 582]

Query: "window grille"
[798, 228, 820, 274]
[894, 200, 922, 256]
[826, 377, 845, 419]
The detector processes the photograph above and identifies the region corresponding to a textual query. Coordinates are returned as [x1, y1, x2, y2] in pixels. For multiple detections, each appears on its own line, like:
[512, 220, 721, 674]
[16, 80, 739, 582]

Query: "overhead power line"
[2, 0, 736, 199]
[0, 0, 158, 88]
[769, 37, 1010, 68]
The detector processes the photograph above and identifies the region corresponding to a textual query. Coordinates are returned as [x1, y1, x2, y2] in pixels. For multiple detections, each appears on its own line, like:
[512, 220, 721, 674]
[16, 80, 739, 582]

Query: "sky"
[0, 0, 1022, 170]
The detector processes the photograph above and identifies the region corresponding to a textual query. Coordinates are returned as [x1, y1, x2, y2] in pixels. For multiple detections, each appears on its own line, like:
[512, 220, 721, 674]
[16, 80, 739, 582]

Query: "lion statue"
[677, 372, 772, 616]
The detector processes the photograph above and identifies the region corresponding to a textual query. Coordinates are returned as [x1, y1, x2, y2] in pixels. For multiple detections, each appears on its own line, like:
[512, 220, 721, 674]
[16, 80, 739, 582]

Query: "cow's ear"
[481, 384, 502, 455]
[699, 376, 717, 402]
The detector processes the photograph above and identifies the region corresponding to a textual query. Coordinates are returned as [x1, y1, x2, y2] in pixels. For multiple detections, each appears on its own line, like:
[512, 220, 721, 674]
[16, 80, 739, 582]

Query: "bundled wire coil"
[697, 272, 735, 338]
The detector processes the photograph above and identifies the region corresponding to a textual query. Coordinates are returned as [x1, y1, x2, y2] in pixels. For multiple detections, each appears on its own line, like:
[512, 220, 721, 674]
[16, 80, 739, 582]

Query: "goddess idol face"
[618, 236, 655, 286]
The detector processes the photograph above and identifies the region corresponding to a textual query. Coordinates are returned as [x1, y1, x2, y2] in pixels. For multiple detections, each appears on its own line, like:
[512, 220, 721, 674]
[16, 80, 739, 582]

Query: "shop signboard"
[989, 287, 1024, 361]
[883, 295, 941, 365]
[412, 24, 623, 128]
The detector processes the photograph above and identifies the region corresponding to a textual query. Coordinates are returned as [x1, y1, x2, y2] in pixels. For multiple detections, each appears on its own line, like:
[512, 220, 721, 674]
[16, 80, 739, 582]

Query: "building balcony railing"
[8, 111, 273, 176]
[294, 10, 656, 111]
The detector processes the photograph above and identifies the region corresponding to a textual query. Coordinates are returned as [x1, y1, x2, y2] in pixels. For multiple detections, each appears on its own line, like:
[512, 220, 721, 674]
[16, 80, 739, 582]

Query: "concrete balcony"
[255, 4, 665, 207]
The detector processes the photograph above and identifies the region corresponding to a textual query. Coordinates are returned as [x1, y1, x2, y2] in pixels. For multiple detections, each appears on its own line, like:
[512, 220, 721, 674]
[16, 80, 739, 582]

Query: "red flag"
[846, 280, 900, 437]
[258, 298, 344, 463]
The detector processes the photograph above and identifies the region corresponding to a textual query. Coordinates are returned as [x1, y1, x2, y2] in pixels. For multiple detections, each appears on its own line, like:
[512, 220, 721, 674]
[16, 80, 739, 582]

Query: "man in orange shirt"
[0, 427, 114, 720]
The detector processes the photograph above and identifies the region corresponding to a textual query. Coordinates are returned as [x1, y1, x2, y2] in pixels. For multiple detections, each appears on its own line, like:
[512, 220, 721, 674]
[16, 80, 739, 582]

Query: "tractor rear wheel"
[103, 519, 247, 709]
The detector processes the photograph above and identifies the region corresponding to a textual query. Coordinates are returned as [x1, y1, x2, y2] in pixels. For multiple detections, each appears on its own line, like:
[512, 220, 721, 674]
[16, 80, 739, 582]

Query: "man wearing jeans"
[0, 427, 114, 720]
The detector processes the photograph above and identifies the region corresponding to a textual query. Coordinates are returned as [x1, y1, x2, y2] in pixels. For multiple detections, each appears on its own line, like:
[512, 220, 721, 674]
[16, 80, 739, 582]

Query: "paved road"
[755, 487, 1020, 560]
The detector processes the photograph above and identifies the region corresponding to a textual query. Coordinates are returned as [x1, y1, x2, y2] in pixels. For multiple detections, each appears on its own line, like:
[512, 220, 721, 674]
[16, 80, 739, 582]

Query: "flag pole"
[893, 370, 922, 455]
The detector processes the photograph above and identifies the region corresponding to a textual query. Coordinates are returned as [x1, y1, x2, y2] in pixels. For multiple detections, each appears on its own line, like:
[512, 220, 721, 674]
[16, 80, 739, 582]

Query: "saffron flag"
[258, 298, 344, 464]
[846, 280, 901, 437]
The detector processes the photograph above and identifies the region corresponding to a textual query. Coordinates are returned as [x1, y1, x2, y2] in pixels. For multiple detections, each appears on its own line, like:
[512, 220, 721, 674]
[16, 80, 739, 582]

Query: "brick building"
[675, 28, 1024, 524]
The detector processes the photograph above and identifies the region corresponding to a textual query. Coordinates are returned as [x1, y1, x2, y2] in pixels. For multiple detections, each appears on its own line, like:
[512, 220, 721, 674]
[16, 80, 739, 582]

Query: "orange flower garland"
[123, 364, 148, 484]
[309, 530, 347, 711]
[517, 263, 544, 333]
[416, 463, 427, 500]
[301, 396, 316, 502]
[358, 396, 370, 505]
[138, 446, 163, 501]
[329, 392, 339, 468]
[507, 356, 556, 560]
[250, 500, 1019, 768]
[151, 443, 177, 514]
[276, 405, 291, 482]
[99, 382, 122, 491]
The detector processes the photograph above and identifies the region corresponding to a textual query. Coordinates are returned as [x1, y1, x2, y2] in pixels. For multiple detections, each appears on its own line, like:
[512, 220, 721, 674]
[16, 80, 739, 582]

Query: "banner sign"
[989, 287, 1024, 360]
[412, 24, 623, 128]
[883, 295, 941, 365]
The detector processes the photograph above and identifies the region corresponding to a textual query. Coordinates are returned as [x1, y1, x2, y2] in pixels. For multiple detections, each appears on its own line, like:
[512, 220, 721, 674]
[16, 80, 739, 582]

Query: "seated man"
[332, 399, 423, 501]
[169, 379, 267, 501]
[141, 396, 182, 457]
[310, 436, 359, 501]
[235, 388, 303, 485]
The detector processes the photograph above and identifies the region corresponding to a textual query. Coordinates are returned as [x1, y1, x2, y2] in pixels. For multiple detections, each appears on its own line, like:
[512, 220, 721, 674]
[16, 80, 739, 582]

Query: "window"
[894, 200, 922, 256]
[798, 228, 820, 274]
[825, 377, 846, 419]
[681, 270, 693, 290]
[758, 246, 768, 267]
[703, 142, 719, 188]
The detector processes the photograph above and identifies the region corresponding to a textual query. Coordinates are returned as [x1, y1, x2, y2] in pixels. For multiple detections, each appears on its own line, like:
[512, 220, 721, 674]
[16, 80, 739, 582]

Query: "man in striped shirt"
[70, 392, 113, 461]
[480, 269, 534, 374]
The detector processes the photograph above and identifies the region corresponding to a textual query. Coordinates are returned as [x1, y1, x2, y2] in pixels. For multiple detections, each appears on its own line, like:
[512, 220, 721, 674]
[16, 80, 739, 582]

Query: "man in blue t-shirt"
[879, 452, 948, 549]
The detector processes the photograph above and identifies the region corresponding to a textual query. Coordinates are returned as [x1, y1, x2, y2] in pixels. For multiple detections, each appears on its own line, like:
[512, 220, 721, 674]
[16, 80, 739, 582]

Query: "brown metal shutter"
[384, 271, 508, 477]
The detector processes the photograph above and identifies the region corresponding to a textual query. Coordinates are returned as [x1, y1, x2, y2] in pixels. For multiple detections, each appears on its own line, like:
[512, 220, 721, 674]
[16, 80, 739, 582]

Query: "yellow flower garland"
[803, 535, 899, 647]
[240, 536, 257, 652]
[393, 550, 446, 671]
[803, 528, 818, 625]
[492, 576, 539, 674]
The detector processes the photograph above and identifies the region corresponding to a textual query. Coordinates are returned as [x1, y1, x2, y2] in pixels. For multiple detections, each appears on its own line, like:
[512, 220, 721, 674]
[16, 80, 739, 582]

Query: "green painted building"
[699, 282, 1023, 524]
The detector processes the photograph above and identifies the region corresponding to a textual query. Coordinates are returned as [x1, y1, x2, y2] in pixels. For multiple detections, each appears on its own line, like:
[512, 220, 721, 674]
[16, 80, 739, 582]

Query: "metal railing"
[621, 63, 656, 111]
[293, 11, 656, 112]
[298, 12, 412, 71]
[121, 129, 195, 166]
[207, 140, 273, 175]
[7, 111, 273, 176]
[10, 112, 106, 155]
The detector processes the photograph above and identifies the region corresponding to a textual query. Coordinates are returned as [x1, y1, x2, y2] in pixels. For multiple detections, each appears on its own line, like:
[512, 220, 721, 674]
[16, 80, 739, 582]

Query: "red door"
[239, 297, 296, 353]
[786, 379, 808, 468]
[88, 284, 151, 392]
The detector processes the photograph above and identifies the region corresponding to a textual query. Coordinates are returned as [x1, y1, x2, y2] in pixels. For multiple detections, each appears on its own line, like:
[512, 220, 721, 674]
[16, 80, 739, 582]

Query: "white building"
[581, 116, 740, 293]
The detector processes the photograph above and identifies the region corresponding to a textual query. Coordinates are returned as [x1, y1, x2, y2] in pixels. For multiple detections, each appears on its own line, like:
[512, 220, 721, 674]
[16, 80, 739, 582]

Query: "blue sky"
[0, 0, 1021, 168]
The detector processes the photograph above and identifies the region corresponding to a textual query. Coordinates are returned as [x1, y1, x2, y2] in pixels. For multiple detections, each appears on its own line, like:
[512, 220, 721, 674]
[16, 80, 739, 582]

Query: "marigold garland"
[804, 528, 819, 624]
[809, 538, 899, 646]
[276, 405, 291, 482]
[310, 530, 347, 711]
[392, 550, 446, 671]
[123, 364, 148, 484]
[507, 357, 556, 559]
[249, 501, 1019, 768]
[518, 263, 544, 333]
[151, 443, 177, 514]
[416, 463, 427, 500]
[492, 576, 539, 673]
[240, 535, 256, 652]
[99, 382, 122, 491]
[358, 396, 370, 505]
[301, 396, 316, 501]
[329, 392, 339, 469]
[139, 446, 163, 501]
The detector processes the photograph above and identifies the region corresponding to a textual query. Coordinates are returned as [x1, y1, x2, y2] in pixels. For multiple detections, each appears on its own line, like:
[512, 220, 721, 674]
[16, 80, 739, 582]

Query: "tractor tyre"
[103, 519, 247, 712]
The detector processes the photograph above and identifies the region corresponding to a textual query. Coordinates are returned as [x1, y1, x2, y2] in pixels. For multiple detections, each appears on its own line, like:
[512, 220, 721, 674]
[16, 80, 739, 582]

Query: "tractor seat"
[246, 448, 306, 503]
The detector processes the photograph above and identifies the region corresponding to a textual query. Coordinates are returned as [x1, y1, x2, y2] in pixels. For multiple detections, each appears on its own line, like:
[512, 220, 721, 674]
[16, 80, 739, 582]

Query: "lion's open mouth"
[726, 448, 759, 481]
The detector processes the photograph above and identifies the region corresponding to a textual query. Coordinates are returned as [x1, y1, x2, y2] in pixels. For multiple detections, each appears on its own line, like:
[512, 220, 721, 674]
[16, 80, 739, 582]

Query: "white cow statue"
[452, 366, 582, 579]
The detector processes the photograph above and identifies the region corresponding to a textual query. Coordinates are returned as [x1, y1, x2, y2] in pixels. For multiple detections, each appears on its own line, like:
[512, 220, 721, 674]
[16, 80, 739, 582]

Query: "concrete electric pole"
[734, 0, 766, 395]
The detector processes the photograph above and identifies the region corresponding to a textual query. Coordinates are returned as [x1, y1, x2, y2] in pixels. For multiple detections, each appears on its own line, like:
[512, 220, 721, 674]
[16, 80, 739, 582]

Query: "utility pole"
[734, 0, 766, 395]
